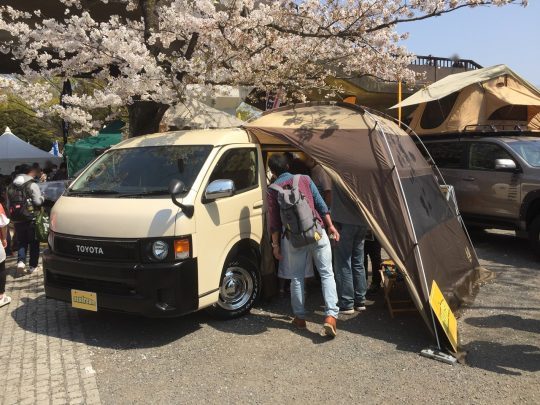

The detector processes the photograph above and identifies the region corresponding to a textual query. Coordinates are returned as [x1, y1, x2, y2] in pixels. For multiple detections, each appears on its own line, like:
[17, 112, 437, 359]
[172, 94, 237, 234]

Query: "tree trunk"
[128, 100, 169, 137]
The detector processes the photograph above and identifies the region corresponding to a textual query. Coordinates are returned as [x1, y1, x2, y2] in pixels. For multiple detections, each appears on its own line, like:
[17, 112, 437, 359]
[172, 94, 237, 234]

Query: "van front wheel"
[207, 256, 260, 319]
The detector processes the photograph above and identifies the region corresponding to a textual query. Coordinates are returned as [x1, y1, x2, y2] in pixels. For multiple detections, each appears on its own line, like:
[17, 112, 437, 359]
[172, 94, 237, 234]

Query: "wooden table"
[379, 260, 417, 318]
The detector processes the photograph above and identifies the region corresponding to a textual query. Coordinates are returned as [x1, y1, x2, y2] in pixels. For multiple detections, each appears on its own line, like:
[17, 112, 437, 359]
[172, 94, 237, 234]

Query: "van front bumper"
[43, 250, 199, 317]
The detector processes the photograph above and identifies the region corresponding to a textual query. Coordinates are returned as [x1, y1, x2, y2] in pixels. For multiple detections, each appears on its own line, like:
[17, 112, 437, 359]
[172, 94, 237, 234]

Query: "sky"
[398, 1, 540, 87]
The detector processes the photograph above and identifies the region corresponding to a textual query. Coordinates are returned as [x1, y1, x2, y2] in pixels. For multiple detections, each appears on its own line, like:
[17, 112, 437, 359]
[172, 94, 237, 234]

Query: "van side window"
[209, 148, 258, 193]
[469, 143, 514, 170]
[425, 142, 466, 169]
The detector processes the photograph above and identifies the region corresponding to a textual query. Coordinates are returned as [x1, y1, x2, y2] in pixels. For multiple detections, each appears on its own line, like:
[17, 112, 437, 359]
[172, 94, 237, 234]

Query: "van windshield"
[508, 140, 540, 167]
[68, 145, 213, 197]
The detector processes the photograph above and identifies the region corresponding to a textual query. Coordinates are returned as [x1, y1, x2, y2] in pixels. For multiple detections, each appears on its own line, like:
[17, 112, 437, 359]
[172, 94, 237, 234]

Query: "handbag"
[35, 208, 50, 243]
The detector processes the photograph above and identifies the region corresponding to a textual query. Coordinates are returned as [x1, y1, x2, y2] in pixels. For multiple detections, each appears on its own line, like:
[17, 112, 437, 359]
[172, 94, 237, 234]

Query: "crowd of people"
[267, 152, 382, 338]
[0, 162, 49, 308]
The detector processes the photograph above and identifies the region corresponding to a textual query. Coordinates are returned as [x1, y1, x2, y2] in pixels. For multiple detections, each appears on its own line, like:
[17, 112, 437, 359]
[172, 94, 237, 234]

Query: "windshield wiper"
[68, 189, 119, 196]
[117, 190, 170, 198]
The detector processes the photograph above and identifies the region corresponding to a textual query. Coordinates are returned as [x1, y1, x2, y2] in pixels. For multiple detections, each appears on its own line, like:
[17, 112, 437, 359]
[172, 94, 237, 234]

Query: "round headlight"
[152, 241, 169, 260]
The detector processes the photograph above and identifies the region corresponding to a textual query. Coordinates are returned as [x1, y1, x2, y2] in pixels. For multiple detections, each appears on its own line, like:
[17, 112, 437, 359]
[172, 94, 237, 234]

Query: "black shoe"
[354, 302, 366, 312]
[366, 284, 381, 296]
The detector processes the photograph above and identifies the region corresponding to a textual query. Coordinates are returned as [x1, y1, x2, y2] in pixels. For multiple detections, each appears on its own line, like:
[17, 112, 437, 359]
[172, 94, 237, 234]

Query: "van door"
[458, 142, 521, 220]
[194, 145, 264, 303]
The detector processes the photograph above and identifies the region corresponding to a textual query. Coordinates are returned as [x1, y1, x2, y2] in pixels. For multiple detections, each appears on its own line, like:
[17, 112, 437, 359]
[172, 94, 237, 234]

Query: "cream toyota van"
[44, 128, 274, 318]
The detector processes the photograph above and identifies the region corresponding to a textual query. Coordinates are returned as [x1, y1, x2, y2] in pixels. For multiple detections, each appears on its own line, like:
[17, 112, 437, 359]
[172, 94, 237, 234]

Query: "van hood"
[51, 196, 195, 239]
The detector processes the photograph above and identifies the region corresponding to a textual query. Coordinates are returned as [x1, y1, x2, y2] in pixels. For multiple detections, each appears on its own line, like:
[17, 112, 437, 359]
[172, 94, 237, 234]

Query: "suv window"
[209, 148, 258, 193]
[469, 143, 514, 170]
[425, 142, 466, 169]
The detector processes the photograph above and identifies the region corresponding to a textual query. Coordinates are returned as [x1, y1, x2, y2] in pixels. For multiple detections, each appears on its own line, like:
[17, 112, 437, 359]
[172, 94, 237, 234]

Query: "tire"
[528, 215, 540, 257]
[206, 256, 260, 319]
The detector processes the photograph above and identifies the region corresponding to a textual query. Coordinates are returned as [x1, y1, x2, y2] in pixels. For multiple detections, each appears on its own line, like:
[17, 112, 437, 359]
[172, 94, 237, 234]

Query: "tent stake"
[364, 110, 443, 351]
[420, 348, 457, 365]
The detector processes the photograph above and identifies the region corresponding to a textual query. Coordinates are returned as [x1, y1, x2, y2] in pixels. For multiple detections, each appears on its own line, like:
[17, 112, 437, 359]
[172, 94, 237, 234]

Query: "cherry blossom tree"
[0, 0, 526, 137]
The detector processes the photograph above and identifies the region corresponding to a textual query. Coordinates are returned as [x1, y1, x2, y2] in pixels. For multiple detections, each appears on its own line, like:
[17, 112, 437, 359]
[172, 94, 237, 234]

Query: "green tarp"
[65, 132, 122, 176]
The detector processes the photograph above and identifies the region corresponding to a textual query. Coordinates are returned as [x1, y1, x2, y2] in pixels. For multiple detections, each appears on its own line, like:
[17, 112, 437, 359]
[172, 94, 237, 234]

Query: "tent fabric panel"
[246, 103, 410, 135]
[381, 124, 434, 176]
[416, 217, 480, 310]
[247, 104, 483, 341]
[246, 119, 430, 328]
[445, 86, 486, 132]
[484, 76, 540, 107]
[528, 106, 540, 130]
[65, 133, 122, 176]
[401, 174, 456, 240]
[0, 130, 62, 174]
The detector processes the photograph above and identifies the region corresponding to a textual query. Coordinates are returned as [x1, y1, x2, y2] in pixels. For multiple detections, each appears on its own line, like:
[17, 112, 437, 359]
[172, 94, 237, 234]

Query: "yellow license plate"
[71, 289, 97, 312]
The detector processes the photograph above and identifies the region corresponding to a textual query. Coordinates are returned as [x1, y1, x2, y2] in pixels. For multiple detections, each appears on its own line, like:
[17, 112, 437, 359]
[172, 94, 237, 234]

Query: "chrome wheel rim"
[217, 267, 254, 311]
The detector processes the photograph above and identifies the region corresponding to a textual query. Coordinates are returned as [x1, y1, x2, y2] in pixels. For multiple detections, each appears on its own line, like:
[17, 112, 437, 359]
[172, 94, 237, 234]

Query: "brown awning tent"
[245, 103, 482, 351]
[392, 65, 540, 135]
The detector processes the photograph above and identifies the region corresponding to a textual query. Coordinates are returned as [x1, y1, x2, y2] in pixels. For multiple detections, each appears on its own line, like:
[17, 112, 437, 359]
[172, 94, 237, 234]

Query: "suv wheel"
[529, 216, 540, 257]
[207, 256, 260, 319]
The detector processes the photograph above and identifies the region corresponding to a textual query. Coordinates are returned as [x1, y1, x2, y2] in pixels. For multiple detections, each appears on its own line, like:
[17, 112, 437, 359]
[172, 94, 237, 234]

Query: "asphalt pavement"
[79, 229, 539, 404]
[1, 229, 538, 404]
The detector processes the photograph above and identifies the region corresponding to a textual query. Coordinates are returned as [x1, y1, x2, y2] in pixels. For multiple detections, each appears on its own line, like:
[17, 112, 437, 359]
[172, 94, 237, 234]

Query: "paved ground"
[0, 257, 101, 405]
[0, 230, 538, 404]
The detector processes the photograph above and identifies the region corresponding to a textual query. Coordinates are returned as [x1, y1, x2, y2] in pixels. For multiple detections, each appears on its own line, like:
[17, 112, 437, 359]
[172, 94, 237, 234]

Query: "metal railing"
[412, 55, 482, 70]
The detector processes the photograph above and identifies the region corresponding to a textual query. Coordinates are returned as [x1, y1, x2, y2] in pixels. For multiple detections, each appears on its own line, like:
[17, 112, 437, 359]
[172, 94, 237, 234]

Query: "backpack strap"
[268, 183, 284, 193]
[292, 174, 301, 190]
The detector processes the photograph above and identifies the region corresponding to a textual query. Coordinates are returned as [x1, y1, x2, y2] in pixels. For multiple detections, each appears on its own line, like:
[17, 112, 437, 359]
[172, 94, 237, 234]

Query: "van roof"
[113, 127, 252, 149]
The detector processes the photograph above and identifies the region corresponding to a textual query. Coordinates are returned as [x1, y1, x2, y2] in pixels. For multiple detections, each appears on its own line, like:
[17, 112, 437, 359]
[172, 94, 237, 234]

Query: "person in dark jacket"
[10, 164, 44, 274]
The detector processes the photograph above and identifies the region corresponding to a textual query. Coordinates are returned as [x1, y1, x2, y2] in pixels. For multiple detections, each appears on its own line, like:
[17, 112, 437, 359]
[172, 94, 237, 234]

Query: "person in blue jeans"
[10, 164, 44, 274]
[266, 154, 341, 337]
[332, 182, 368, 314]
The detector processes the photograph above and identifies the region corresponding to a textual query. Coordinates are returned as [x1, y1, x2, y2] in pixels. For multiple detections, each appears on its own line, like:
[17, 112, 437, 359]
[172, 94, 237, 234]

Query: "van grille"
[47, 271, 134, 295]
[54, 234, 139, 262]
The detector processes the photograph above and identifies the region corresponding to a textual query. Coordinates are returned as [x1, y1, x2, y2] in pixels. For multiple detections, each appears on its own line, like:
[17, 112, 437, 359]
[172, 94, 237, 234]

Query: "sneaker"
[0, 295, 11, 308]
[339, 307, 355, 315]
[291, 318, 307, 329]
[28, 266, 40, 275]
[323, 316, 337, 338]
[354, 302, 367, 311]
[17, 261, 26, 272]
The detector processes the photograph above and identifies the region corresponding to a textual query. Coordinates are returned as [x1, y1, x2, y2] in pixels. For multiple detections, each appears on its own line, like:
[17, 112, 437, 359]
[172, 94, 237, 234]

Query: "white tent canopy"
[162, 99, 244, 130]
[0, 127, 62, 175]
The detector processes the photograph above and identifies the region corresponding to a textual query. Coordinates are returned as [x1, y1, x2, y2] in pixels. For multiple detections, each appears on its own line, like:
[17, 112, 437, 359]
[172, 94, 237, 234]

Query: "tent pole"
[409, 131, 480, 264]
[398, 80, 402, 126]
[364, 110, 442, 351]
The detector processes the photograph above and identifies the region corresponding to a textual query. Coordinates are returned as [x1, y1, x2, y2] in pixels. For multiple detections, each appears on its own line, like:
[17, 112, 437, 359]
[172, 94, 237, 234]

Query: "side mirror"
[168, 179, 194, 218]
[205, 179, 235, 201]
[494, 159, 517, 171]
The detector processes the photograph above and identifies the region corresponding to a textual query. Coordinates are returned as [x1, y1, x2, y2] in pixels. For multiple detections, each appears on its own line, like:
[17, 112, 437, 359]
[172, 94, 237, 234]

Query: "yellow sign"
[429, 281, 458, 352]
[71, 289, 98, 312]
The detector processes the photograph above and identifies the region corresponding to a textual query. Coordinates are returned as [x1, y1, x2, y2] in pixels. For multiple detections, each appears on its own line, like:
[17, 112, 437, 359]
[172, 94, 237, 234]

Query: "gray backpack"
[269, 175, 323, 248]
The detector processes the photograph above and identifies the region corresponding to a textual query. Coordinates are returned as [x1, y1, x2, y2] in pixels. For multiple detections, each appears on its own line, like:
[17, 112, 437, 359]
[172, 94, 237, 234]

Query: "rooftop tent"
[0, 127, 62, 175]
[392, 65, 540, 135]
[64, 132, 123, 177]
[245, 103, 482, 350]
